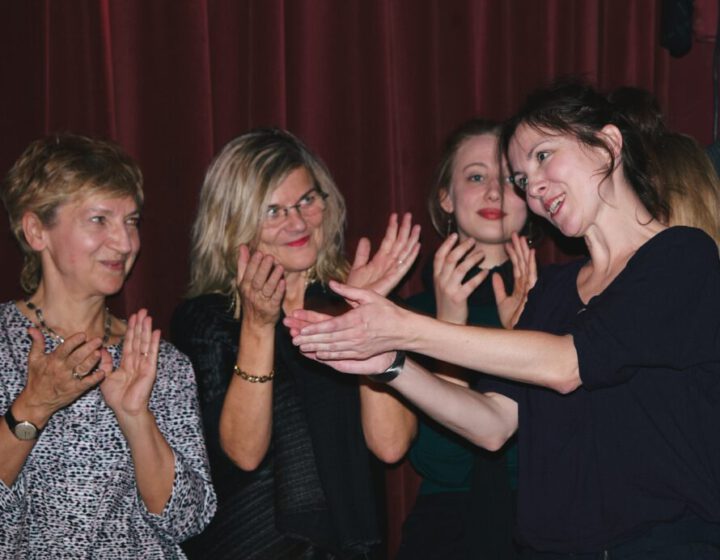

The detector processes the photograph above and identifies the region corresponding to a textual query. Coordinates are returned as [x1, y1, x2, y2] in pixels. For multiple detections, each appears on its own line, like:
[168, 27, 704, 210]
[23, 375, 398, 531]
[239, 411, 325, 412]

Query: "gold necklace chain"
[25, 300, 112, 346]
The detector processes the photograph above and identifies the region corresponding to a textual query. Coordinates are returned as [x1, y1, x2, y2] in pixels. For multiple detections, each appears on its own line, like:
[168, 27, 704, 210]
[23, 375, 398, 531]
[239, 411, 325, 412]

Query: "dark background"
[0, 1, 716, 554]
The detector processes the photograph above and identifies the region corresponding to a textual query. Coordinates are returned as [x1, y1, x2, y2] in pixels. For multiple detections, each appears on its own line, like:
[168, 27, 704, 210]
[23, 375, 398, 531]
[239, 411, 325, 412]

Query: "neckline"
[575, 225, 679, 307]
[9, 301, 122, 350]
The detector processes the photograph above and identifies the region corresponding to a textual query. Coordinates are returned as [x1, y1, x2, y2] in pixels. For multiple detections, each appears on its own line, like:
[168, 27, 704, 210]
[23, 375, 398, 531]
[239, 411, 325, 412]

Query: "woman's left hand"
[347, 212, 421, 296]
[100, 309, 161, 420]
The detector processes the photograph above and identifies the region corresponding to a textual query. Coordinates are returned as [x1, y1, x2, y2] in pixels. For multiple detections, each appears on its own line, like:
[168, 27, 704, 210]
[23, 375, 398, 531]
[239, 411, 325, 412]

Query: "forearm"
[118, 411, 175, 514]
[387, 358, 518, 450]
[405, 311, 581, 393]
[0, 395, 53, 486]
[359, 382, 416, 463]
[219, 321, 274, 470]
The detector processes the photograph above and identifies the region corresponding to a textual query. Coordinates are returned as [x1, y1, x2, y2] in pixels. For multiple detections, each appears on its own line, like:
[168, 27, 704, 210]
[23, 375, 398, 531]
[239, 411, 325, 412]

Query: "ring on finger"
[71, 365, 90, 380]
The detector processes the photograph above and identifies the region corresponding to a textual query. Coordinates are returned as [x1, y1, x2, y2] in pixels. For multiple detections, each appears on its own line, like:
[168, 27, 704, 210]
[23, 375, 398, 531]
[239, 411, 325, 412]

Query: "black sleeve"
[170, 297, 256, 490]
[573, 228, 720, 389]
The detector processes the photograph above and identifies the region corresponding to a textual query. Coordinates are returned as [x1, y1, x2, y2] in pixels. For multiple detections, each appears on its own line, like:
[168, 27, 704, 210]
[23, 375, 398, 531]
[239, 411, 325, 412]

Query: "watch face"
[14, 421, 38, 441]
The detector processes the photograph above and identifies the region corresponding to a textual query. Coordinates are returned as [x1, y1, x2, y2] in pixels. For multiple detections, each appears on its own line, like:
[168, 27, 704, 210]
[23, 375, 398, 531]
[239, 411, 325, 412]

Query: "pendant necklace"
[25, 300, 112, 346]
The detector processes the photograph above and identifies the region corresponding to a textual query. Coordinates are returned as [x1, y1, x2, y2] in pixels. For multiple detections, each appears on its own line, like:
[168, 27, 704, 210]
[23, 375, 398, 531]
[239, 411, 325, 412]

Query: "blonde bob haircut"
[187, 128, 349, 309]
[2, 133, 144, 294]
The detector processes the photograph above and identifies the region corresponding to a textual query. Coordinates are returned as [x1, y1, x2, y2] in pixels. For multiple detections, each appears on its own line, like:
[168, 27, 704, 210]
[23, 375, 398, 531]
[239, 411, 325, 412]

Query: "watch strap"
[370, 351, 406, 384]
[4, 405, 41, 440]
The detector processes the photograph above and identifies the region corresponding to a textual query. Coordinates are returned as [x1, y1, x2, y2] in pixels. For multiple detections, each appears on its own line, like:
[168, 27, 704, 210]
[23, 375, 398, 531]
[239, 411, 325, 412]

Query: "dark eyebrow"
[294, 187, 317, 203]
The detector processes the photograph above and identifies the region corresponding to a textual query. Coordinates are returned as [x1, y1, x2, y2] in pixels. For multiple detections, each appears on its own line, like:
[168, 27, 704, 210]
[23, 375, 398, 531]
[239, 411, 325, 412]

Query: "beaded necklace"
[25, 300, 112, 346]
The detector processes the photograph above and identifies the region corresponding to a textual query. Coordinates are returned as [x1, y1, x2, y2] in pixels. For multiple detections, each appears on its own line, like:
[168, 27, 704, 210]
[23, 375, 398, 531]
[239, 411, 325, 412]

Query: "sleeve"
[573, 228, 720, 389]
[138, 342, 217, 542]
[170, 299, 255, 496]
[0, 327, 29, 548]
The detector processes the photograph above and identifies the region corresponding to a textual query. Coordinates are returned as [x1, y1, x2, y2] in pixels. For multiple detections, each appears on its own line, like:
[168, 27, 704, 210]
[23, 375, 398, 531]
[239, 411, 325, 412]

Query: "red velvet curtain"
[0, 1, 715, 555]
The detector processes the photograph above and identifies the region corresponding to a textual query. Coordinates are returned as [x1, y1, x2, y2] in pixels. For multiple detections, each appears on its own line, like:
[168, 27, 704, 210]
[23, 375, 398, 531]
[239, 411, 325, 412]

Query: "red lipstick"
[287, 235, 310, 247]
[477, 208, 506, 220]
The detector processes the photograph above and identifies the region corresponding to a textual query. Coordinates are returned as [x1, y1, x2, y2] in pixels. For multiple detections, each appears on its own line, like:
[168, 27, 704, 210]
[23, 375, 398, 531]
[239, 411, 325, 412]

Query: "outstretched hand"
[284, 306, 397, 374]
[492, 232, 537, 329]
[100, 309, 161, 420]
[347, 213, 421, 296]
[287, 280, 403, 361]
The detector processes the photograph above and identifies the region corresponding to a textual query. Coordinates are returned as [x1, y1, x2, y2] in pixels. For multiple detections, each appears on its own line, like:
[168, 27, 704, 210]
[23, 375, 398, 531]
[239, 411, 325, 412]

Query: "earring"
[446, 215, 454, 238]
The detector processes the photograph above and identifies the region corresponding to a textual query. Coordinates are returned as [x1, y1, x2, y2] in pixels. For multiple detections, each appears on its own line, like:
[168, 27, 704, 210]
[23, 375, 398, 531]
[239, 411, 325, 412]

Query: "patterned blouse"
[0, 302, 217, 559]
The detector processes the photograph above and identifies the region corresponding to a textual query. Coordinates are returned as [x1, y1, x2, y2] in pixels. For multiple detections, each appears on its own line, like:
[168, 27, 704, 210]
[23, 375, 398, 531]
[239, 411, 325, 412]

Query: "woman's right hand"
[492, 233, 537, 329]
[434, 234, 488, 324]
[236, 244, 286, 328]
[17, 328, 106, 425]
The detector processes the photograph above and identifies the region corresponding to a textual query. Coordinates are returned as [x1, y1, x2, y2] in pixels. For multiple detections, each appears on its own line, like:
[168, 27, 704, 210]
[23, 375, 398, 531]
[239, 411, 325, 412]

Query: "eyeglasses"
[263, 187, 329, 226]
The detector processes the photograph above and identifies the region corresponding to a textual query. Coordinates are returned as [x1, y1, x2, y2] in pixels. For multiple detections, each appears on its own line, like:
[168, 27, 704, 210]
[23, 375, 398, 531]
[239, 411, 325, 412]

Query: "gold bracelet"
[233, 364, 275, 383]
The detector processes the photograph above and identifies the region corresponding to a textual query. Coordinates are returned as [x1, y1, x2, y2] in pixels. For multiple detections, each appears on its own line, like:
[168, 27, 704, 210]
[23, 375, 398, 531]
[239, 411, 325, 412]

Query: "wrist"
[113, 407, 156, 434]
[241, 319, 276, 339]
[10, 393, 53, 430]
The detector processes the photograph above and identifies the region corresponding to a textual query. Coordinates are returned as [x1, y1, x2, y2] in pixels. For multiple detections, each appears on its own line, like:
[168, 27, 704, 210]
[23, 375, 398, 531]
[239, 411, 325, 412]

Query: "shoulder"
[636, 226, 718, 266]
[172, 294, 234, 324]
[171, 294, 237, 344]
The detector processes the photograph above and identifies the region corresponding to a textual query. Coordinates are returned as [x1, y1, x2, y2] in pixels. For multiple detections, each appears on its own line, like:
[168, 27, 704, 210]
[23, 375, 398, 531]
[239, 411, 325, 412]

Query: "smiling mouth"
[477, 208, 506, 220]
[287, 236, 310, 247]
[101, 260, 126, 273]
[545, 194, 566, 216]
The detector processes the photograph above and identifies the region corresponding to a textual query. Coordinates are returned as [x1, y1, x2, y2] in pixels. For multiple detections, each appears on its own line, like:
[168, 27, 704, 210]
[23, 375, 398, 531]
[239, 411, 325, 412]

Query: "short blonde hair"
[187, 128, 349, 308]
[2, 133, 143, 293]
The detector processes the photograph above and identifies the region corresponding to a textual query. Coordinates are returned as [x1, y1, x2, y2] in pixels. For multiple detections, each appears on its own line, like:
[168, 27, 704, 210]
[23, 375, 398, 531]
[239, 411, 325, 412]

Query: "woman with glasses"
[171, 127, 419, 559]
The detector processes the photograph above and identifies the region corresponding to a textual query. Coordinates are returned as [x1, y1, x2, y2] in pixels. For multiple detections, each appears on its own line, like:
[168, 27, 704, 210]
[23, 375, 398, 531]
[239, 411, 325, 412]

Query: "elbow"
[368, 438, 411, 464]
[219, 436, 268, 472]
[365, 425, 417, 464]
[472, 426, 513, 452]
[549, 367, 582, 395]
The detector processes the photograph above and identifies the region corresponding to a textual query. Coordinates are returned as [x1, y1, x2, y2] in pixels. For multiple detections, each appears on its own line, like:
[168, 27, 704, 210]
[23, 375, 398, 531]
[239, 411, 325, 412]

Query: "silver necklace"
[25, 300, 112, 346]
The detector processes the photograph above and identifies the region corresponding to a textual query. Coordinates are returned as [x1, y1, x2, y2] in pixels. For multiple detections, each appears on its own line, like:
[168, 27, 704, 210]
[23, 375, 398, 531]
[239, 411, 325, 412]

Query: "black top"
[405, 261, 518, 558]
[171, 284, 381, 559]
[484, 227, 720, 553]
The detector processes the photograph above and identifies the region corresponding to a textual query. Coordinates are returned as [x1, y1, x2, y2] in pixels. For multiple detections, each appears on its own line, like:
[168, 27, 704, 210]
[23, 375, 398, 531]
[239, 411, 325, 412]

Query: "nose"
[283, 207, 308, 231]
[485, 177, 502, 201]
[109, 222, 134, 253]
[525, 172, 547, 199]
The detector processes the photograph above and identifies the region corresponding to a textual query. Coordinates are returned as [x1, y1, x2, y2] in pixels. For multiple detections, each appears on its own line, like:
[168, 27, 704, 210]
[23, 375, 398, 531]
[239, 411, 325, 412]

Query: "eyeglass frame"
[262, 186, 329, 225]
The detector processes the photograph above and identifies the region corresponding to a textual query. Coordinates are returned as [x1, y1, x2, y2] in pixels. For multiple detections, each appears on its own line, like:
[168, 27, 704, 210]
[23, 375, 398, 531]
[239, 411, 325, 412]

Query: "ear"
[600, 124, 623, 159]
[439, 187, 454, 214]
[21, 212, 47, 251]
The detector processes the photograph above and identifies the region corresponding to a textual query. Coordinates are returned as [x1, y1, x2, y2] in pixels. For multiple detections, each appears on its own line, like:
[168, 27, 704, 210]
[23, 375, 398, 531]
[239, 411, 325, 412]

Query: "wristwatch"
[370, 351, 406, 384]
[4, 405, 41, 441]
